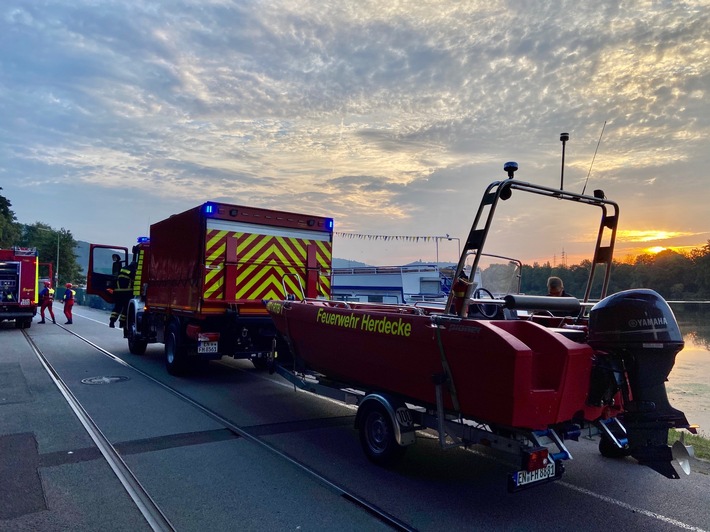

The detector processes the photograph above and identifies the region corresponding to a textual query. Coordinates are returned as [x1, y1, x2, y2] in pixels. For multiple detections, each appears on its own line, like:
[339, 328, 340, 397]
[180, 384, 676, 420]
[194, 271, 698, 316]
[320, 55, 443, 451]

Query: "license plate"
[198, 341, 218, 354]
[513, 461, 555, 487]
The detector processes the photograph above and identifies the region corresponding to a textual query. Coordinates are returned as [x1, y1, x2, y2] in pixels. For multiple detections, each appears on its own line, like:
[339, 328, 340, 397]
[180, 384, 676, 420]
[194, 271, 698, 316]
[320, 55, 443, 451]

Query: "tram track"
[21, 328, 176, 532]
[22, 325, 415, 532]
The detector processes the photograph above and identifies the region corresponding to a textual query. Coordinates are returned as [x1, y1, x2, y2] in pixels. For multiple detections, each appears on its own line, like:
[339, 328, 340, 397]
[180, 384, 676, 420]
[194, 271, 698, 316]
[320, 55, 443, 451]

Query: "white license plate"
[514, 462, 555, 487]
[198, 341, 218, 354]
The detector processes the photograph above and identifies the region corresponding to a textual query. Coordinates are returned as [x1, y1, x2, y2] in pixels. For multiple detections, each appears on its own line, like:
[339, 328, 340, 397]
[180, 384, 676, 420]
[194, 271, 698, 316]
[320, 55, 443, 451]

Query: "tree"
[21, 223, 85, 286]
[0, 187, 22, 247]
[690, 241, 710, 299]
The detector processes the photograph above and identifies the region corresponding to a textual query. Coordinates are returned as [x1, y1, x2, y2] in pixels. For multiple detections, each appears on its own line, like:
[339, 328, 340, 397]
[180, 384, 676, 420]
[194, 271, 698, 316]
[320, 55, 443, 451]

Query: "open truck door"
[87, 245, 129, 303]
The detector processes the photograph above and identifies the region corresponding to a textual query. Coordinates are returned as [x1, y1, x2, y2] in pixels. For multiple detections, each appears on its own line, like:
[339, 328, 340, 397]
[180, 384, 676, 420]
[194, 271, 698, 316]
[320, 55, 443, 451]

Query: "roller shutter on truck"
[203, 219, 332, 311]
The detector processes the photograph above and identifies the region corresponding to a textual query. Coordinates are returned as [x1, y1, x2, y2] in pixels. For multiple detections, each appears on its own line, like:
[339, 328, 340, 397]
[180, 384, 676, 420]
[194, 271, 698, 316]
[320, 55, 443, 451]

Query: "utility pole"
[55, 232, 60, 286]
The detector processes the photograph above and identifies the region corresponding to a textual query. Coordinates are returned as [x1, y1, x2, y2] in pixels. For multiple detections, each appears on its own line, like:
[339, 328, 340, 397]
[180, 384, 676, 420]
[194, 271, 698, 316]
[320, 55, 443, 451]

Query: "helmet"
[44, 281, 51, 286]
[65, 283, 72, 288]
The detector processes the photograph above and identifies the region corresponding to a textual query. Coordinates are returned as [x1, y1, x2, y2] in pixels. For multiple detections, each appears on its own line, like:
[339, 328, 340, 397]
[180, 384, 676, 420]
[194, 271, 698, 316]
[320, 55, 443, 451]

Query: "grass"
[669, 428, 710, 461]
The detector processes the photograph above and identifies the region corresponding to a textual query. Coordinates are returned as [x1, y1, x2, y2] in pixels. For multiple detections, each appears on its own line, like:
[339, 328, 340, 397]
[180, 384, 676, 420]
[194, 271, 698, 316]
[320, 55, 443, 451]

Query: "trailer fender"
[355, 394, 417, 447]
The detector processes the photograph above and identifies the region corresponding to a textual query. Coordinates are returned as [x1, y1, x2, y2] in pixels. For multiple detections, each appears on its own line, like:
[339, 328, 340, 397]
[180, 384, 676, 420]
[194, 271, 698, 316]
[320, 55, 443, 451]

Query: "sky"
[1, 0, 708, 267]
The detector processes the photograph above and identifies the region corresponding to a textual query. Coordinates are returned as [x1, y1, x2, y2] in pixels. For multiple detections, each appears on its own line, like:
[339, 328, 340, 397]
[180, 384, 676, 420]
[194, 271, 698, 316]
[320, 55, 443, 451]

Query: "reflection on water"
[668, 304, 710, 436]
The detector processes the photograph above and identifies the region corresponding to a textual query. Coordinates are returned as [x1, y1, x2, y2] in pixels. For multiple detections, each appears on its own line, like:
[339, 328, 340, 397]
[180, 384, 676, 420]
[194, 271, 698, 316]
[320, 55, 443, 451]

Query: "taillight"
[523, 447, 549, 472]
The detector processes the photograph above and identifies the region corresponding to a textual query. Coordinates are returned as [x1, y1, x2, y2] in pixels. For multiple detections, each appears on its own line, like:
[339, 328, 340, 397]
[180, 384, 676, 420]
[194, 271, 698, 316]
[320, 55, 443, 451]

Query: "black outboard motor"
[588, 289, 692, 478]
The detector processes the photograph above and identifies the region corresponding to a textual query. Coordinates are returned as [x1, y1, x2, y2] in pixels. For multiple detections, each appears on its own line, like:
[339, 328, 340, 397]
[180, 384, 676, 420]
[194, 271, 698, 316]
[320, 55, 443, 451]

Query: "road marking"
[560, 481, 708, 531]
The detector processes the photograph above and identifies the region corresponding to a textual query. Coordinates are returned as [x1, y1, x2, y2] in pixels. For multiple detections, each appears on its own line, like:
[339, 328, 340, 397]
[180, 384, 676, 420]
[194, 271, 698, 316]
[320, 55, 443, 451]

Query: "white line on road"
[560, 481, 708, 531]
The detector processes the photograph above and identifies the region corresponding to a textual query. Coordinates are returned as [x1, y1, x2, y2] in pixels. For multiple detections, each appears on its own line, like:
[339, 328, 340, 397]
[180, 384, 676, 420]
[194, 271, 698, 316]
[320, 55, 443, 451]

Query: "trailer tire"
[251, 358, 269, 370]
[598, 436, 631, 458]
[165, 322, 189, 376]
[358, 402, 406, 466]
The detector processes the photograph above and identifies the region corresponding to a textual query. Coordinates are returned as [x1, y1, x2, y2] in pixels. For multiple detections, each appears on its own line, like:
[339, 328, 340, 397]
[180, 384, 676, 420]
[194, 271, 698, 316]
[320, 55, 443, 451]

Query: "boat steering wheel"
[473, 288, 498, 318]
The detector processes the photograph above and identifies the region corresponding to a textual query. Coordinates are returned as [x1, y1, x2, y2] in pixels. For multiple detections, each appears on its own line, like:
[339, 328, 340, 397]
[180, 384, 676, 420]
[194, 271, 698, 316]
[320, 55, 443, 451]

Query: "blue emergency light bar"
[203, 203, 216, 215]
[136, 236, 150, 244]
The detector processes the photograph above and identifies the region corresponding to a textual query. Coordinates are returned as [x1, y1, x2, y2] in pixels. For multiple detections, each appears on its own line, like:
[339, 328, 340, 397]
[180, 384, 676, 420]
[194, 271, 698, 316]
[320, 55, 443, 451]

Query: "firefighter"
[111, 254, 123, 277]
[38, 281, 56, 324]
[109, 263, 134, 328]
[62, 283, 75, 324]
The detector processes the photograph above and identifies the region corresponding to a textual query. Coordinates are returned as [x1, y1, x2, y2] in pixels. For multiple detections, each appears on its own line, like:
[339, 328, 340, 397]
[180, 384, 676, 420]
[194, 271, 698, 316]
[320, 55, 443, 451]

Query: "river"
[667, 304, 710, 437]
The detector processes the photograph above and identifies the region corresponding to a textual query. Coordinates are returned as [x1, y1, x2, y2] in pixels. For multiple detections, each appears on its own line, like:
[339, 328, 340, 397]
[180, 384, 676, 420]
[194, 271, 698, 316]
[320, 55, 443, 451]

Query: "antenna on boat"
[582, 120, 607, 196]
[559, 132, 569, 190]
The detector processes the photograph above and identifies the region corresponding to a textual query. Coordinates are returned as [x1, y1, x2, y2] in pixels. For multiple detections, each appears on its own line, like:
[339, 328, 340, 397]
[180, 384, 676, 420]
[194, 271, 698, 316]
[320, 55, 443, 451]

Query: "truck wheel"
[128, 338, 148, 355]
[127, 309, 147, 355]
[165, 322, 189, 376]
[358, 402, 406, 466]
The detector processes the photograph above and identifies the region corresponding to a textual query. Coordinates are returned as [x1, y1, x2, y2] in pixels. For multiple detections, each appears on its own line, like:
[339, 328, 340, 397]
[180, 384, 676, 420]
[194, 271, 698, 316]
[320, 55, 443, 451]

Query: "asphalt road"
[2, 304, 709, 531]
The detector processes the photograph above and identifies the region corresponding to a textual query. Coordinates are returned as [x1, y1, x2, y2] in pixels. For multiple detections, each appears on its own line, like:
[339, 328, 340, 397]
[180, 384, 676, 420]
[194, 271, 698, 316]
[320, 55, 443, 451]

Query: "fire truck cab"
[0, 247, 39, 328]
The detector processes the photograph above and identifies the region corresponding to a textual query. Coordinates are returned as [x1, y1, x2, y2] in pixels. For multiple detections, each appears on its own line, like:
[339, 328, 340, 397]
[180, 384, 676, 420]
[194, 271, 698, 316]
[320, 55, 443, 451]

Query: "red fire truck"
[87, 202, 333, 375]
[0, 247, 39, 328]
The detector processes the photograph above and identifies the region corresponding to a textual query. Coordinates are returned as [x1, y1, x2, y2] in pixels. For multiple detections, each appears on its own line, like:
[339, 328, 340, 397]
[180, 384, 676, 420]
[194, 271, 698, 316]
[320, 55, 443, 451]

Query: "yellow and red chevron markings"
[203, 230, 331, 301]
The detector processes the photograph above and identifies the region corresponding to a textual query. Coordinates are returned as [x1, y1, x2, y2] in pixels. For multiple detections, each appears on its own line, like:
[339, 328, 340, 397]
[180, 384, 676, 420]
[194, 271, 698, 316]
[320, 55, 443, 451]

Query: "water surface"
[667, 305, 710, 436]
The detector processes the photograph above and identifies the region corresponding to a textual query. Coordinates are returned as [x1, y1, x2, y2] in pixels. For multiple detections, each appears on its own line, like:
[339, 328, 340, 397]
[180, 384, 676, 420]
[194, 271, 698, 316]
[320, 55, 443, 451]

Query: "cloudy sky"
[1, 0, 708, 266]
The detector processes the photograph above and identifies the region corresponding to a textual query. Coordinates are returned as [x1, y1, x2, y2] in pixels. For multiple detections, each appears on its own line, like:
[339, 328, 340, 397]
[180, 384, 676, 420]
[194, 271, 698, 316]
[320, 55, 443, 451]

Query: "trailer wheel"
[251, 358, 269, 370]
[599, 436, 631, 458]
[165, 322, 189, 376]
[358, 402, 406, 466]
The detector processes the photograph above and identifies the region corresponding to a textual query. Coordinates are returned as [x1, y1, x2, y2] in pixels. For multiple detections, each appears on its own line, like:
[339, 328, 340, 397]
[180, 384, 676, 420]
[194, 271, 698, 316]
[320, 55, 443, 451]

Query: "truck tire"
[358, 402, 406, 466]
[128, 338, 148, 355]
[165, 322, 189, 376]
[126, 308, 147, 355]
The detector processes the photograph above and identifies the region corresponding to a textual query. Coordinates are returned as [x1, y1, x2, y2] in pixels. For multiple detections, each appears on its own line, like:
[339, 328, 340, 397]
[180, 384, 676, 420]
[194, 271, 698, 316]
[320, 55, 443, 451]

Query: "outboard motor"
[588, 289, 692, 478]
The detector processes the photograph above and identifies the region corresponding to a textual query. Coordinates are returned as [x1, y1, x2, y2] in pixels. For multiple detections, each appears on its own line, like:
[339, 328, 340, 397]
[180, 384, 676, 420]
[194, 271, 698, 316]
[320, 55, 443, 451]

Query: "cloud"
[1, 0, 708, 265]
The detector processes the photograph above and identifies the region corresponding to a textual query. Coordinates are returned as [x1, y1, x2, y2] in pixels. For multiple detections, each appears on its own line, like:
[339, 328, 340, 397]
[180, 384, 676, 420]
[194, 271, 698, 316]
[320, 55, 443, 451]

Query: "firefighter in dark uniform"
[109, 263, 134, 328]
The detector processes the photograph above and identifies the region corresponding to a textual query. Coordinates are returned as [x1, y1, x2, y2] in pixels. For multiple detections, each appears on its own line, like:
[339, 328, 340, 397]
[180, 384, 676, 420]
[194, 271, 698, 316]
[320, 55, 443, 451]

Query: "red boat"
[265, 155, 696, 489]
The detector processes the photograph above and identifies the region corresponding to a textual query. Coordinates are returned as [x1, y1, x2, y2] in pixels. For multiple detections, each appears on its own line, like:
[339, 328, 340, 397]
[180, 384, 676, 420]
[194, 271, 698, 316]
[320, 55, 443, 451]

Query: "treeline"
[520, 243, 710, 301]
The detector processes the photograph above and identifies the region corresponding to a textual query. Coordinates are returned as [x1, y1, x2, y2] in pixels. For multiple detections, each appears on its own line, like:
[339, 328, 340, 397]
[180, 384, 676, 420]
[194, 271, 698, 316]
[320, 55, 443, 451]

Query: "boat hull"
[266, 299, 594, 430]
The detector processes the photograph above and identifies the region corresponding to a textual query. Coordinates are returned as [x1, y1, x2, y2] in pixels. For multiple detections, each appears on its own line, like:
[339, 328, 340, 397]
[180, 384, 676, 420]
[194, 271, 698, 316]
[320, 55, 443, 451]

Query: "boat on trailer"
[265, 154, 696, 491]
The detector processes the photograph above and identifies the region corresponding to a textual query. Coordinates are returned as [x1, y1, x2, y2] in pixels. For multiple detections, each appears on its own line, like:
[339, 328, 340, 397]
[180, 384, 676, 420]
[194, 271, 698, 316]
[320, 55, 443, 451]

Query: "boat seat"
[549, 327, 587, 343]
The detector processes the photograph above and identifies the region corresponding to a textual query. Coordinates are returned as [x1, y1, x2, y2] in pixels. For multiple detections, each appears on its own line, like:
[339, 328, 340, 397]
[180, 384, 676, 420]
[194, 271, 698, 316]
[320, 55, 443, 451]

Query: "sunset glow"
[2, 1, 708, 267]
[646, 246, 667, 254]
[616, 230, 691, 243]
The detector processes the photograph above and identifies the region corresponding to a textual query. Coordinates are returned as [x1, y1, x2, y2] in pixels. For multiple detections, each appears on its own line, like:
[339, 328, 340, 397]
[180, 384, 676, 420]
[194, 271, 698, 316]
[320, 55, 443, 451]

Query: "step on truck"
[86, 202, 333, 375]
[0, 247, 39, 328]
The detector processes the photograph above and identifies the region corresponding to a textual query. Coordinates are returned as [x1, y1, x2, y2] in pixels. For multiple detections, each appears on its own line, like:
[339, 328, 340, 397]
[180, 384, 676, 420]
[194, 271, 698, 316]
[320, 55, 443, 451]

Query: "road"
[2, 304, 709, 531]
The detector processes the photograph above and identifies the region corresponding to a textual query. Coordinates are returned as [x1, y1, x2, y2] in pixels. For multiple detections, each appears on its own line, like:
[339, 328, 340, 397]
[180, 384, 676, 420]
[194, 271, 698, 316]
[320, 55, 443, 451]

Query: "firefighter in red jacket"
[62, 283, 75, 324]
[38, 281, 56, 324]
